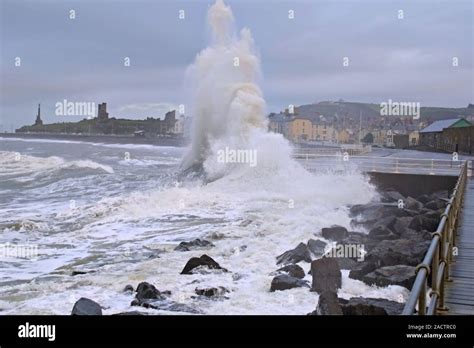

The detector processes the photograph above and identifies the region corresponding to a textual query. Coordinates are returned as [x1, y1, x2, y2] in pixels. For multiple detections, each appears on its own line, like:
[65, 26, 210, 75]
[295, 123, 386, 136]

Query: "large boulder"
[348, 261, 378, 281]
[336, 258, 359, 270]
[321, 225, 349, 241]
[123, 284, 134, 293]
[310, 258, 342, 293]
[339, 297, 404, 315]
[425, 200, 445, 211]
[409, 215, 439, 232]
[270, 274, 309, 292]
[195, 287, 229, 297]
[180, 254, 228, 274]
[380, 190, 405, 203]
[136, 282, 164, 301]
[400, 229, 432, 242]
[307, 239, 327, 258]
[71, 298, 102, 315]
[433, 190, 449, 201]
[308, 291, 343, 315]
[361, 265, 417, 289]
[340, 232, 377, 252]
[132, 299, 202, 314]
[276, 243, 312, 265]
[350, 204, 418, 230]
[366, 239, 430, 267]
[392, 217, 413, 235]
[416, 194, 431, 204]
[404, 196, 423, 211]
[174, 238, 214, 251]
[368, 225, 398, 240]
[274, 264, 306, 279]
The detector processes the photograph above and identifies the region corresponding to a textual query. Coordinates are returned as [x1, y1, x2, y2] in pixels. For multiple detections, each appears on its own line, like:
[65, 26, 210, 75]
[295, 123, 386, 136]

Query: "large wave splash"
[181, 0, 293, 181]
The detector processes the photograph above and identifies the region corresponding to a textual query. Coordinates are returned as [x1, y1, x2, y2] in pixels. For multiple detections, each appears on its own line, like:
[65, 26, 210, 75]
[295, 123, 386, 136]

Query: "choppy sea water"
[0, 137, 409, 315]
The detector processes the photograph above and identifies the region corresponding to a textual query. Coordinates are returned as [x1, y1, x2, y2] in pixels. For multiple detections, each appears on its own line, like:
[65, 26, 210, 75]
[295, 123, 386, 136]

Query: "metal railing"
[293, 153, 466, 176]
[402, 160, 468, 315]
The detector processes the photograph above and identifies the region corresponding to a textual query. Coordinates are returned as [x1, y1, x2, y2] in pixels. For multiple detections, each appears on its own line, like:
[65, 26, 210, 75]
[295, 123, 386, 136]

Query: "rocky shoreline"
[69, 188, 448, 316]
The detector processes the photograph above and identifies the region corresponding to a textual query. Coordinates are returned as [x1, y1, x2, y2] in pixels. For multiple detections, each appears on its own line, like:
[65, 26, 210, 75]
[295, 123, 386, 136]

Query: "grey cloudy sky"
[1, 0, 473, 130]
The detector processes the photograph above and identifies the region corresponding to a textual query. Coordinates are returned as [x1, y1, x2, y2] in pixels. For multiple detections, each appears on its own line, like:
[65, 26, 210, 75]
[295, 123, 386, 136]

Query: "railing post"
[419, 278, 427, 315]
[431, 242, 439, 295]
[437, 219, 449, 312]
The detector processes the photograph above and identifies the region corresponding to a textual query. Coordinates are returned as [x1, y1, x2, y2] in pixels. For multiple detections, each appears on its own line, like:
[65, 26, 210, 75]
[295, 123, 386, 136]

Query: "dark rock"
[350, 204, 418, 230]
[336, 258, 359, 270]
[136, 282, 163, 301]
[174, 238, 215, 251]
[381, 190, 405, 203]
[180, 254, 228, 274]
[409, 215, 439, 232]
[392, 217, 413, 235]
[340, 232, 377, 252]
[307, 239, 327, 258]
[310, 258, 342, 293]
[71, 298, 102, 315]
[400, 229, 432, 242]
[275, 264, 306, 279]
[372, 216, 397, 232]
[417, 194, 431, 204]
[339, 297, 404, 315]
[368, 225, 398, 240]
[404, 196, 423, 211]
[276, 243, 312, 265]
[321, 225, 349, 241]
[195, 286, 229, 297]
[123, 284, 134, 293]
[423, 210, 443, 221]
[310, 291, 343, 315]
[132, 299, 202, 314]
[270, 274, 309, 292]
[71, 271, 91, 276]
[361, 265, 416, 288]
[349, 261, 378, 281]
[425, 200, 445, 211]
[366, 239, 430, 267]
[433, 190, 449, 200]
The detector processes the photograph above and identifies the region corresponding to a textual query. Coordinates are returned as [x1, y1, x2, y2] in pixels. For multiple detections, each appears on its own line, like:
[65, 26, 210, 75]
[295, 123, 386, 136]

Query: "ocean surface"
[0, 137, 416, 315]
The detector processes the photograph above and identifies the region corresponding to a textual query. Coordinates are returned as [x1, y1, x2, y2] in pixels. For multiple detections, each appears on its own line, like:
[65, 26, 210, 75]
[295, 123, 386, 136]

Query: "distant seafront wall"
[368, 172, 458, 197]
[0, 132, 188, 147]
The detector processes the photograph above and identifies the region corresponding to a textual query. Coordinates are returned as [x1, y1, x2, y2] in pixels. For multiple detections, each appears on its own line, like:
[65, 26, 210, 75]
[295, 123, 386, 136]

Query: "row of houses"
[267, 110, 421, 147]
[419, 118, 473, 154]
[268, 112, 352, 143]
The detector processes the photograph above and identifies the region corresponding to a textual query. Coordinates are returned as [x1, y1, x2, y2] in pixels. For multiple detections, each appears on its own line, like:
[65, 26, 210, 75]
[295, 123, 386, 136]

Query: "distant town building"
[420, 118, 472, 150]
[409, 131, 419, 146]
[268, 112, 341, 143]
[34, 103, 43, 126]
[442, 126, 474, 154]
[173, 115, 192, 136]
[97, 102, 109, 120]
[393, 134, 409, 149]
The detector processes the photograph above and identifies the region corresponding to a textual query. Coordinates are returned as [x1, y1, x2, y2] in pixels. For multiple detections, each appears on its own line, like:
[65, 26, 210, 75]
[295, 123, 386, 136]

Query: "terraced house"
[268, 111, 344, 143]
[419, 118, 473, 153]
